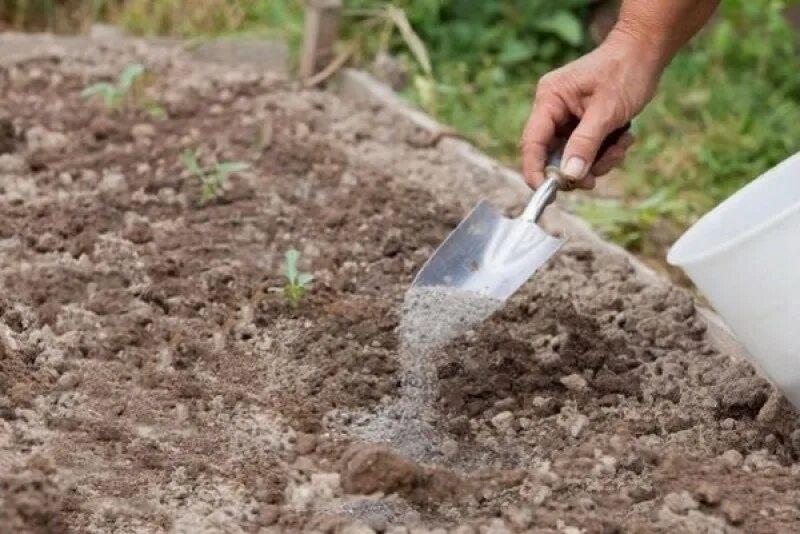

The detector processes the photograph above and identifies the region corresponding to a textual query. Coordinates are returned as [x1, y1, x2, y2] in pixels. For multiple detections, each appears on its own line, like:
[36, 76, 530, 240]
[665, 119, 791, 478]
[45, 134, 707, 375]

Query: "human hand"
[520, 30, 665, 189]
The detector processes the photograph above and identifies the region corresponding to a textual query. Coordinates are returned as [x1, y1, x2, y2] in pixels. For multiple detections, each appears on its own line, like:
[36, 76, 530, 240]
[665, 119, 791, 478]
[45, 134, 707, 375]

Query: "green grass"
[116, 0, 303, 39]
[0, 0, 99, 31]
[1, 1, 304, 39]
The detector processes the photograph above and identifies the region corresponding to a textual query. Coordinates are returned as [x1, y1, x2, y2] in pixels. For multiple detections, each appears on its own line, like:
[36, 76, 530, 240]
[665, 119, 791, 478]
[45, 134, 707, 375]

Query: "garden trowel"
[411, 124, 630, 302]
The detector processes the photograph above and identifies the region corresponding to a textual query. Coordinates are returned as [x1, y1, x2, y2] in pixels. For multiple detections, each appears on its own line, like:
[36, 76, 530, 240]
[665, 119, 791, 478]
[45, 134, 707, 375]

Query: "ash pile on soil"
[347, 401, 439, 463]
[398, 285, 503, 399]
[348, 286, 502, 462]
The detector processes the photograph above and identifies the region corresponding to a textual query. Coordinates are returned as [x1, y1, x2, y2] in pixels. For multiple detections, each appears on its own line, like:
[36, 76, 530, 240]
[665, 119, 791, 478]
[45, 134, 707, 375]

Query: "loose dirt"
[1, 33, 800, 533]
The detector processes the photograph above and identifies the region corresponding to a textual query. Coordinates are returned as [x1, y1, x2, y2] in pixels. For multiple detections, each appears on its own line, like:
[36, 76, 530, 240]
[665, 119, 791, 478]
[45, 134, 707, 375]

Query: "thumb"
[561, 103, 619, 180]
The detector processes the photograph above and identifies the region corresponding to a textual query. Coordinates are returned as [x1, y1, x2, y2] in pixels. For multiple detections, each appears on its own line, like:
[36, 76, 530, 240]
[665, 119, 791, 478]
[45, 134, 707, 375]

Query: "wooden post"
[300, 0, 343, 80]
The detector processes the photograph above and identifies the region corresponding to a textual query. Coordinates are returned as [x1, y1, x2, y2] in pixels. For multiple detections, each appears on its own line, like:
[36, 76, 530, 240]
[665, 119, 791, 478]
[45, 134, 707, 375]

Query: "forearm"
[608, 0, 720, 68]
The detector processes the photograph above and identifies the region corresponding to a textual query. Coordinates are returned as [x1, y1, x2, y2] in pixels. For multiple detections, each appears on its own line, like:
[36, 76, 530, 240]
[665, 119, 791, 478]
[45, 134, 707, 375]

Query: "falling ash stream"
[348, 286, 502, 462]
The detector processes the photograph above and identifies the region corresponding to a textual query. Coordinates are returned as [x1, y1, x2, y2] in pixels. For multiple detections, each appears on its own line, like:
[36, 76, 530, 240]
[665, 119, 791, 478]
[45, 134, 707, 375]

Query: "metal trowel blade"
[411, 200, 565, 301]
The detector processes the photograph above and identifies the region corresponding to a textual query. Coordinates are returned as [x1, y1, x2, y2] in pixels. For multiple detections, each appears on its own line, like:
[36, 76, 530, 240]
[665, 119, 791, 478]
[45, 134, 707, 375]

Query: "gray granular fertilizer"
[347, 399, 444, 462]
[398, 286, 503, 356]
[338, 498, 418, 530]
[398, 286, 503, 405]
[346, 286, 502, 462]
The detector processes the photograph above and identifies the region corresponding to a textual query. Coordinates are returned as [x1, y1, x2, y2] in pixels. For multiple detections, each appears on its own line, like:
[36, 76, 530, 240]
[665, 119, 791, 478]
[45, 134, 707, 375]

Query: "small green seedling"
[181, 150, 250, 205]
[283, 249, 314, 308]
[146, 104, 168, 120]
[81, 64, 146, 109]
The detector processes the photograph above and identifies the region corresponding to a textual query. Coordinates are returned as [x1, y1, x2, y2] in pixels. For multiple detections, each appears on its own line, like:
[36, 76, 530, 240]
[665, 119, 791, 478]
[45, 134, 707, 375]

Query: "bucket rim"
[668, 153, 800, 267]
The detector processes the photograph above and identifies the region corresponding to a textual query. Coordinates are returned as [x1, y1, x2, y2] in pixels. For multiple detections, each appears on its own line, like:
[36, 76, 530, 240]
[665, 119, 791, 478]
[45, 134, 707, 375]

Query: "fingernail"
[562, 157, 587, 179]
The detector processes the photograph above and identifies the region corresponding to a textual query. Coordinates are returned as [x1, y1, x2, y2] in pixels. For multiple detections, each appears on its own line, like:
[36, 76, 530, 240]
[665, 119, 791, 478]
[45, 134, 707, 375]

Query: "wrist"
[603, 18, 677, 70]
[604, 21, 674, 72]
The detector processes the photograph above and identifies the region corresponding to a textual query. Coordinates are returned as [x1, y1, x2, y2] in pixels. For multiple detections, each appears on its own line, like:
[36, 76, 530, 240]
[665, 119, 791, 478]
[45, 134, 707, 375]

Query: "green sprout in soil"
[181, 150, 250, 205]
[81, 63, 166, 118]
[81, 63, 146, 109]
[283, 249, 314, 308]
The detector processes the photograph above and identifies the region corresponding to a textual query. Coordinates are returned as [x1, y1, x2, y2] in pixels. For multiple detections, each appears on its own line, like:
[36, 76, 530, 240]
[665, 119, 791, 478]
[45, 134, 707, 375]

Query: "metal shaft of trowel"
[520, 122, 633, 224]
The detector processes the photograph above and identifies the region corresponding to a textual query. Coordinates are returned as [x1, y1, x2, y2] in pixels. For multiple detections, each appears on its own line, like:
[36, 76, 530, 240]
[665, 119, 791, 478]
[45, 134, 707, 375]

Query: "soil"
[0, 34, 799, 533]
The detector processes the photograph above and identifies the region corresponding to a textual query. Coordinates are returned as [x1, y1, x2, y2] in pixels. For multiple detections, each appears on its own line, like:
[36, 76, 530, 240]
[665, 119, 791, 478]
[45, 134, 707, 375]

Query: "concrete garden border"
[335, 68, 752, 366]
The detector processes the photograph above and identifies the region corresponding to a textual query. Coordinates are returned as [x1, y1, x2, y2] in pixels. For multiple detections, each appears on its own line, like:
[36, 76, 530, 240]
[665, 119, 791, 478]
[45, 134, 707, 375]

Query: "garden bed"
[1, 35, 800, 533]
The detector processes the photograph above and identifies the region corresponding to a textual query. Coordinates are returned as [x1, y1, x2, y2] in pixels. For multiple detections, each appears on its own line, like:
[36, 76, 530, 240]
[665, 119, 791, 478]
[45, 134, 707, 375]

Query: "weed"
[573, 188, 690, 253]
[81, 63, 152, 110]
[82, 63, 166, 118]
[181, 150, 249, 205]
[283, 249, 313, 308]
[145, 104, 168, 120]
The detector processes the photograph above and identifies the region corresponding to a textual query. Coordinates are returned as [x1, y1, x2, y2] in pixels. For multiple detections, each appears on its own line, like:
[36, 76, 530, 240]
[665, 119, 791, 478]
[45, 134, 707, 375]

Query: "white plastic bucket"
[668, 152, 800, 408]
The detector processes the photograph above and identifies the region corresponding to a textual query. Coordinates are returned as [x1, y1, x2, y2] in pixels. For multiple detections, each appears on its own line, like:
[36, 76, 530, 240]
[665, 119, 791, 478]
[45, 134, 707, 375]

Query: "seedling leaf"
[282, 249, 313, 308]
[182, 153, 249, 206]
[284, 249, 300, 284]
[119, 64, 146, 90]
[200, 175, 223, 205]
[181, 150, 203, 177]
[82, 82, 120, 108]
[147, 105, 168, 120]
[82, 64, 157, 113]
[215, 161, 250, 176]
[81, 82, 115, 98]
[296, 273, 314, 286]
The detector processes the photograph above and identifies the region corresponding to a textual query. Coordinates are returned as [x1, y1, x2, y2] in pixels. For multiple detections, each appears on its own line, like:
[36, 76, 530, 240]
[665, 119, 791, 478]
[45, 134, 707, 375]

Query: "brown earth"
[0, 35, 799, 533]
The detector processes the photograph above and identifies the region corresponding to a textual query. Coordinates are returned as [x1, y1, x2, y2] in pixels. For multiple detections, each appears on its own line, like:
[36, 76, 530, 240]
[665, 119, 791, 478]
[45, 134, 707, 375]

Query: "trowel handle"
[545, 122, 632, 179]
[521, 122, 631, 223]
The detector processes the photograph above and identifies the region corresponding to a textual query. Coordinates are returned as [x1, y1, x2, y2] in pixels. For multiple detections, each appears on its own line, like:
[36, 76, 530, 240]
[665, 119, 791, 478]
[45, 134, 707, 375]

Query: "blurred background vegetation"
[2, 0, 799, 275]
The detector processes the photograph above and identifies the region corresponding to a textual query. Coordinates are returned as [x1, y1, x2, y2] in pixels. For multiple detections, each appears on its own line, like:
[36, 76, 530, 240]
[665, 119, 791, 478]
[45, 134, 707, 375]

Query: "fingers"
[571, 133, 635, 190]
[589, 132, 635, 176]
[520, 104, 554, 189]
[561, 100, 623, 181]
[521, 76, 633, 190]
[520, 80, 569, 189]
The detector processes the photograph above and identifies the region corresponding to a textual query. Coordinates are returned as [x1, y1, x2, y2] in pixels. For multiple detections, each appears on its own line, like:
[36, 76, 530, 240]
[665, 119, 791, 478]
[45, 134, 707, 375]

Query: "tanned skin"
[520, 0, 721, 189]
